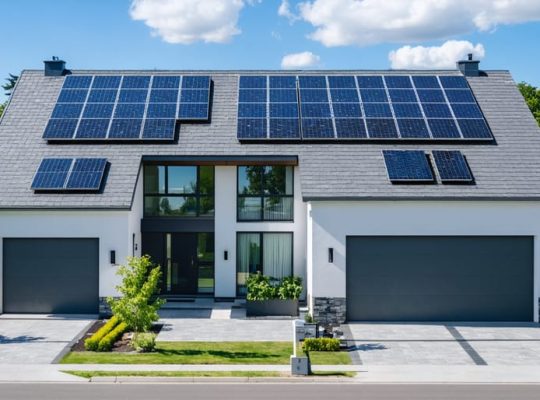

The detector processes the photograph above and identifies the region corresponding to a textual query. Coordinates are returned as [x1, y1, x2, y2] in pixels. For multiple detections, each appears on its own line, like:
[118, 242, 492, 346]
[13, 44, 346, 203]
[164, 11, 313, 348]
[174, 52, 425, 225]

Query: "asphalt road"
[1, 383, 540, 400]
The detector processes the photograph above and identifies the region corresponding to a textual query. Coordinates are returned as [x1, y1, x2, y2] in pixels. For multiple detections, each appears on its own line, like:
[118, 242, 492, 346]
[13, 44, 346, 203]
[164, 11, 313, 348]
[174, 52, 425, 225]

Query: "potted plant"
[246, 273, 302, 317]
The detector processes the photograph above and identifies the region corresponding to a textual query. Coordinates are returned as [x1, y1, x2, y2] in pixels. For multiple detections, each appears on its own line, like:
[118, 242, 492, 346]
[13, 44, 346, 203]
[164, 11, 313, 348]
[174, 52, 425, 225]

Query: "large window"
[236, 232, 293, 296]
[237, 166, 293, 221]
[144, 165, 214, 217]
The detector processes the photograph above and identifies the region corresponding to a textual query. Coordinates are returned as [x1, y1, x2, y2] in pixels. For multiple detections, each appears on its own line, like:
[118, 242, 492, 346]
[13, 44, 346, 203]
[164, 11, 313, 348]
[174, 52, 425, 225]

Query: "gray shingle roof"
[0, 69, 539, 209]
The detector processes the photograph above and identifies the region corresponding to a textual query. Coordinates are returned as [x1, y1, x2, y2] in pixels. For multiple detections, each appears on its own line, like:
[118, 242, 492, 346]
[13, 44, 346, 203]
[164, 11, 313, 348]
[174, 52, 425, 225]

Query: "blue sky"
[1, 0, 540, 102]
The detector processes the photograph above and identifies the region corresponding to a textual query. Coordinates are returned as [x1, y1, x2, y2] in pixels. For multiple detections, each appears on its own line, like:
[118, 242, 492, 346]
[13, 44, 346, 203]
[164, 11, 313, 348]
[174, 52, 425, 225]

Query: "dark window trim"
[143, 165, 215, 218]
[235, 231, 294, 297]
[236, 166, 294, 222]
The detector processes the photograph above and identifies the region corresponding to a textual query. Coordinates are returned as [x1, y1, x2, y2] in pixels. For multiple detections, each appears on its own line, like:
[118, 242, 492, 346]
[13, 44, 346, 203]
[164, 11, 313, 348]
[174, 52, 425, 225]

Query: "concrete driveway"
[344, 322, 540, 366]
[0, 316, 94, 364]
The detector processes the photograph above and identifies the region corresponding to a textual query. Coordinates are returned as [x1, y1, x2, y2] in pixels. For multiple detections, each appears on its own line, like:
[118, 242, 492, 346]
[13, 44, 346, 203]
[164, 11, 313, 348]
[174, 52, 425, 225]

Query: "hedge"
[97, 322, 128, 352]
[84, 316, 119, 351]
[302, 338, 341, 352]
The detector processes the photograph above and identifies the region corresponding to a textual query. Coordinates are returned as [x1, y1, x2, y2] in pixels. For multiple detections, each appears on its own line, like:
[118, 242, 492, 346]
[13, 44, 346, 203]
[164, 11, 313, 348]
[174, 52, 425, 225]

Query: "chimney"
[456, 53, 480, 77]
[44, 57, 66, 76]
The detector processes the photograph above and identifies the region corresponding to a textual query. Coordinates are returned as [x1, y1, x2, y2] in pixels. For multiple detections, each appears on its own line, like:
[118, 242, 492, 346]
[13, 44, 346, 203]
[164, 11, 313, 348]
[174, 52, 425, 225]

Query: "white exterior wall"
[0, 210, 132, 313]
[128, 167, 144, 259]
[308, 201, 540, 322]
[214, 165, 307, 298]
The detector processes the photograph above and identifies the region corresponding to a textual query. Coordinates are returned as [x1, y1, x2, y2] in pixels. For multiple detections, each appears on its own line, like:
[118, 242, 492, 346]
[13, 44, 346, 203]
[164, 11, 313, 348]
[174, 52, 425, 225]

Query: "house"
[0, 57, 539, 324]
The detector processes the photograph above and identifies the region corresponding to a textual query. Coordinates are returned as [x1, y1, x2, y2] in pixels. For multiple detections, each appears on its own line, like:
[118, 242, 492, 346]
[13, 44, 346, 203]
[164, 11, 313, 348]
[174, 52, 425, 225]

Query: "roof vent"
[44, 57, 66, 77]
[456, 53, 480, 77]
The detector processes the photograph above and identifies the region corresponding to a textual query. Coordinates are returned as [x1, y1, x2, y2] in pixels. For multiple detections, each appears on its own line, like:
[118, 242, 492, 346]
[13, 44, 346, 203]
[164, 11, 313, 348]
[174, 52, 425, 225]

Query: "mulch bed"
[71, 320, 163, 353]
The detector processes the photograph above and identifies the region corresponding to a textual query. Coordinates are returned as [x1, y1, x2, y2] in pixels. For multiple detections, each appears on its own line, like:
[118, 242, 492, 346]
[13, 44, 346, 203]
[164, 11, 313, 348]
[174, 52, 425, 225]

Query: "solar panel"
[396, 119, 430, 138]
[66, 158, 107, 190]
[235, 74, 493, 142]
[32, 158, 108, 191]
[383, 150, 434, 182]
[432, 150, 473, 182]
[269, 119, 300, 139]
[268, 75, 300, 139]
[45, 74, 212, 142]
[31, 158, 72, 189]
[43, 119, 78, 139]
[142, 119, 176, 140]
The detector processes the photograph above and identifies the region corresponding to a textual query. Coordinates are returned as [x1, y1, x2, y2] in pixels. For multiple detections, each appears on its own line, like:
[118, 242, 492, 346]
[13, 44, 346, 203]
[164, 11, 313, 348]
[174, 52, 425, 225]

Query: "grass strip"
[61, 341, 352, 365]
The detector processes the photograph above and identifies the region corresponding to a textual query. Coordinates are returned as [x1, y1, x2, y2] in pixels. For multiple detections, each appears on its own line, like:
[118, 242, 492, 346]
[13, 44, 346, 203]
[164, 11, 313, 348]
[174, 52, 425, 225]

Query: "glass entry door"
[163, 233, 214, 296]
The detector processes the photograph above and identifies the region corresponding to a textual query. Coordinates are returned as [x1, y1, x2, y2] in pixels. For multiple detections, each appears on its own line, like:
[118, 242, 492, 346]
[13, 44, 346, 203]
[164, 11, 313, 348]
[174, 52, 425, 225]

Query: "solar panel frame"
[432, 150, 473, 183]
[32, 158, 108, 191]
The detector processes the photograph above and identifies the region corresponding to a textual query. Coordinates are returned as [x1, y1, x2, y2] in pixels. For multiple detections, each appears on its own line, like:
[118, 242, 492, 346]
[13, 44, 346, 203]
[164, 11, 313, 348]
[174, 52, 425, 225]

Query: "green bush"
[304, 313, 315, 323]
[84, 316, 119, 351]
[302, 338, 341, 353]
[132, 332, 157, 352]
[246, 272, 277, 300]
[277, 276, 302, 300]
[247, 273, 303, 301]
[107, 256, 165, 333]
[97, 322, 128, 352]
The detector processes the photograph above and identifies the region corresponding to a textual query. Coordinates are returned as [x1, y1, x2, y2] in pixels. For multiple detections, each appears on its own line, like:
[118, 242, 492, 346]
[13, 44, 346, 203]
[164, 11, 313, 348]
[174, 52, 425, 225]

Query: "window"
[144, 165, 214, 217]
[237, 166, 293, 221]
[236, 232, 293, 296]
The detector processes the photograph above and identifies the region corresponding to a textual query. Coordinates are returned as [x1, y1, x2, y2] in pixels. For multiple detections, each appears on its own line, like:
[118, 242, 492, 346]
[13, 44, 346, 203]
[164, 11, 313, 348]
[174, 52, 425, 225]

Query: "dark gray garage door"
[3, 238, 99, 314]
[346, 236, 533, 321]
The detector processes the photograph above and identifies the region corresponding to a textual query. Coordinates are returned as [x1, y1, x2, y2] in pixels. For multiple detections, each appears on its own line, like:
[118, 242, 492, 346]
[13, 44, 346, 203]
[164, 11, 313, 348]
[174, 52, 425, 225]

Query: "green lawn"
[64, 370, 283, 379]
[61, 341, 352, 365]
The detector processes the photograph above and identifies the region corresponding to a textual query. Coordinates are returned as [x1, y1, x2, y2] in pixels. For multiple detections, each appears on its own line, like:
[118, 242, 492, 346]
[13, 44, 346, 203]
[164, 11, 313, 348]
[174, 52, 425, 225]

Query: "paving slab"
[0, 317, 93, 364]
[157, 318, 292, 342]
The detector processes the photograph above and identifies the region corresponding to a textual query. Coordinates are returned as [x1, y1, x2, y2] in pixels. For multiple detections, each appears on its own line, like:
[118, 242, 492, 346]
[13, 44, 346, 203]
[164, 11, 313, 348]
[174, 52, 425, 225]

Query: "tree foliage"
[2, 73, 18, 96]
[518, 82, 540, 126]
[0, 102, 4, 118]
[107, 256, 165, 333]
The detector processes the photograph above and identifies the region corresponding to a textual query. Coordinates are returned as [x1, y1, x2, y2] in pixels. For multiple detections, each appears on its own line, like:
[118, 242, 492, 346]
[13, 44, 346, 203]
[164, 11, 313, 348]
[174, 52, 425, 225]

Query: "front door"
[165, 233, 198, 295]
[142, 232, 215, 296]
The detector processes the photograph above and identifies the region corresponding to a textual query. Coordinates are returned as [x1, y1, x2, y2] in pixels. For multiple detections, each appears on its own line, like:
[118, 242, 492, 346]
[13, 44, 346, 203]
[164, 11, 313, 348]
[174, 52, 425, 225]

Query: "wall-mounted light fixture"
[328, 248, 334, 263]
[224, 250, 228, 261]
[110, 250, 116, 265]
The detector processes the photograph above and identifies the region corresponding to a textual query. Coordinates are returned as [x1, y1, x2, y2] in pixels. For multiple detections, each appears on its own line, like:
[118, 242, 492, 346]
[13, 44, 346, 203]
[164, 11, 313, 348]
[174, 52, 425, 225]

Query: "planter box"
[246, 299, 299, 317]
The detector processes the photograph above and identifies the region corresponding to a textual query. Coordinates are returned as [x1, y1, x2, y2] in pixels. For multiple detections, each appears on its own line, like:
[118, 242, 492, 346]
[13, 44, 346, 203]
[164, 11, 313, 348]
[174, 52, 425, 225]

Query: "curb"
[89, 376, 356, 384]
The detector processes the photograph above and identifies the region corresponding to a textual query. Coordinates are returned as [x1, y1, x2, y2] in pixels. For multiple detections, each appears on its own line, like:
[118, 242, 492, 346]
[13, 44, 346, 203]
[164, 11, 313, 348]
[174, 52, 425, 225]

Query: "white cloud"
[278, 0, 300, 23]
[130, 0, 246, 44]
[297, 0, 540, 47]
[281, 51, 321, 69]
[389, 40, 485, 69]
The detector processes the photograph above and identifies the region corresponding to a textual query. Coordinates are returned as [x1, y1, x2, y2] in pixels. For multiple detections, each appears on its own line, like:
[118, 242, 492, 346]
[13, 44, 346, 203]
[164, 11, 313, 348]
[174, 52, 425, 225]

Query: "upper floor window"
[144, 165, 214, 217]
[237, 166, 293, 221]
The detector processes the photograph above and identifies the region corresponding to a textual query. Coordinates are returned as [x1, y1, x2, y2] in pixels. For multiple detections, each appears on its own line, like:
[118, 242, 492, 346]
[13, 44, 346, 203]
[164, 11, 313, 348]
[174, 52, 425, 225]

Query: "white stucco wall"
[0, 210, 132, 313]
[128, 166, 144, 259]
[214, 165, 307, 298]
[308, 201, 540, 322]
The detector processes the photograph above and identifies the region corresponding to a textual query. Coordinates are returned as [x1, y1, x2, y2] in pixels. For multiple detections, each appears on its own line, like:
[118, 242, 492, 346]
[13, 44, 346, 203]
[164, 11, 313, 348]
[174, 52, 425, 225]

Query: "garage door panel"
[3, 238, 99, 314]
[346, 236, 533, 321]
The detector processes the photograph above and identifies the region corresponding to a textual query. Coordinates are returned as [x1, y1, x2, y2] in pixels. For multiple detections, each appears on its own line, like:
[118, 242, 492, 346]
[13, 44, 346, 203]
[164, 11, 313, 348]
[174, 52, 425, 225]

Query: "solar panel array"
[43, 75, 211, 141]
[383, 150, 474, 184]
[237, 75, 493, 141]
[31, 158, 107, 191]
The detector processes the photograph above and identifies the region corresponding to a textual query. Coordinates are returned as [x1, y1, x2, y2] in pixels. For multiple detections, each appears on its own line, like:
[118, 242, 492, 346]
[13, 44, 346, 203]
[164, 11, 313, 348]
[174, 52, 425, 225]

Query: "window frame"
[235, 231, 294, 297]
[236, 165, 294, 222]
[143, 165, 214, 218]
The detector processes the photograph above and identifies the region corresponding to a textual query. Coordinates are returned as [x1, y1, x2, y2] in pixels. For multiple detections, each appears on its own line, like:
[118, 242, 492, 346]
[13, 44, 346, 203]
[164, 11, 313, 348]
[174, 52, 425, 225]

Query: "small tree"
[518, 82, 540, 126]
[2, 73, 18, 97]
[0, 102, 4, 118]
[107, 256, 165, 333]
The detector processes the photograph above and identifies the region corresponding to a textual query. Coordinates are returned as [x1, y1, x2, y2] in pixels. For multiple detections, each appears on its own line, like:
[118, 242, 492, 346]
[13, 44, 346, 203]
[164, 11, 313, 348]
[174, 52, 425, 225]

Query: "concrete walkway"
[3, 363, 540, 383]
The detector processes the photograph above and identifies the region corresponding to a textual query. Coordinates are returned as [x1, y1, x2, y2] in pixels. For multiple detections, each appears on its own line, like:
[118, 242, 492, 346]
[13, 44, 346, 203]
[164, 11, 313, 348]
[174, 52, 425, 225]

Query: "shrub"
[302, 338, 341, 353]
[277, 276, 302, 300]
[246, 272, 277, 301]
[107, 256, 165, 333]
[304, 313, 315, 323]
[132, 332, 157, 352]
[84, 316, 119, 351]
[97, 322, 128, 352]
